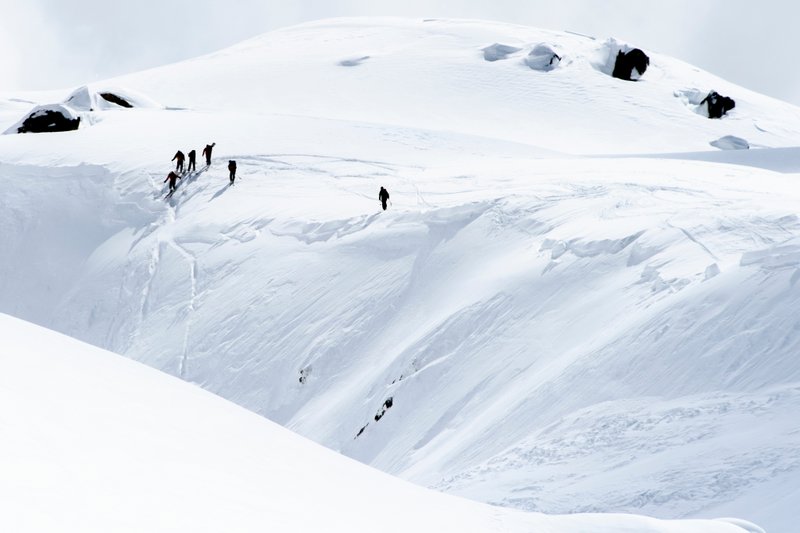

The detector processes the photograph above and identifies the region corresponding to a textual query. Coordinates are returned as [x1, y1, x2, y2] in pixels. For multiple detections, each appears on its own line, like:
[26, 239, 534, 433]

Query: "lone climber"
[164, 170, 181, 194]
[172, 150, 185, 173]
[228, 160, 237, 185]
[379, 186, 390, 211]
[202, 142, 216, 166]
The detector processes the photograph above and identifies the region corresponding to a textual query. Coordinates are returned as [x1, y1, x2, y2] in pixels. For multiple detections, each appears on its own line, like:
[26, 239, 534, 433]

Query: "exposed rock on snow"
[351, 396, 396, 437]
[4, 104, 80, 134]
[612, 48, 649, 81]
[5, 85, 161, 134]
[482, 43, 522, 61]
[374, 397, 394, 421]
[700, 90, 736, 119]
[710, 135, 749, 150]
[674, 88, 736, 120]
[525, 44, 561, 71]
[100, 92, 133, 108]
[65, 85, 161, 111]
[592, 38, 649, 81]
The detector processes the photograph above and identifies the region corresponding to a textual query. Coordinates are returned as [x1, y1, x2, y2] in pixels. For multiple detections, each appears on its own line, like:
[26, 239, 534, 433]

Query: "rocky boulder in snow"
[99, 92, 133, 108]
[525, 44, 561, 71]
[700, 90, 735, 119]
[612, 48, 649, 81]
[5, 104, 80, 134]
[3, 85, 164, 135]
[65, 85, 161, 111]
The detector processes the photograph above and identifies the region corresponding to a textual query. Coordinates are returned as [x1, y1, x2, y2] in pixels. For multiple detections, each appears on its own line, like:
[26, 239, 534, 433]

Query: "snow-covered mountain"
[1, 17, 799, 532]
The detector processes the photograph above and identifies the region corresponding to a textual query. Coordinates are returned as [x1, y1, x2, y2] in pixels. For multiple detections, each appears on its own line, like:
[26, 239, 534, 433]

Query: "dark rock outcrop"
[100, 92, 133, 108]
[15, 107, 80, 134]
[701, 91, 735, 119]
[612, 48, 649, 81]
[374, 397, 394, 421]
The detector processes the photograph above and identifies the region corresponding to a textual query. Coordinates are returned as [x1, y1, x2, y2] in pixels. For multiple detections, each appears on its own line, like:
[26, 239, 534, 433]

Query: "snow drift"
[482, 43, 522, 61]
[710, 135, 749, 150]
[3, 84, 160, 135]
[64, 84, 162, 111]
[525, 43, 561, 71]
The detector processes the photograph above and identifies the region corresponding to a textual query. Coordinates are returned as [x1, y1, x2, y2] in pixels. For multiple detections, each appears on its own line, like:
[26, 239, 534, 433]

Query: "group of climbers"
[164, 143, 226, 195]
[163, 144, 390, 210]
[170, 143, 213, 175]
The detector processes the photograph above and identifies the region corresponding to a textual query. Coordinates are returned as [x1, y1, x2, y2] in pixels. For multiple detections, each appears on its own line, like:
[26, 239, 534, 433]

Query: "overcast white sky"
[1, 0, 799, 106]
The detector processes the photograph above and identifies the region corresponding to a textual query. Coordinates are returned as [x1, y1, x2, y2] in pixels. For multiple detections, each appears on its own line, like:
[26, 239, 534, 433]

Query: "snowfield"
[1, 17, 799, 532]
[0, 313, 759, 533]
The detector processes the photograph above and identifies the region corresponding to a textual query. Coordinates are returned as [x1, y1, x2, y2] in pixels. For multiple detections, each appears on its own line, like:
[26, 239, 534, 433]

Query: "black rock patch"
[100, 92, 133, 108]
[17, 110, 80, 134]
[612, 48, 649, 81]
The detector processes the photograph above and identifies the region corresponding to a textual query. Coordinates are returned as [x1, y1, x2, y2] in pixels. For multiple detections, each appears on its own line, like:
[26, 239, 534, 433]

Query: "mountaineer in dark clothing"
[202, 143, 216, 166]
[187, 149, 197, 172]
[379, 186, 390, 211]
[228, 160, 237, 185]
[172, 150, 185, 173]
[164, 171, 181, 193]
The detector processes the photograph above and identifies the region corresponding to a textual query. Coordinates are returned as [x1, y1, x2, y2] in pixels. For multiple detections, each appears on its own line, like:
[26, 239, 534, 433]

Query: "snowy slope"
[111, 17, 800, 154]
[0, 313, 756, 533]
[1, 16, 799, 533]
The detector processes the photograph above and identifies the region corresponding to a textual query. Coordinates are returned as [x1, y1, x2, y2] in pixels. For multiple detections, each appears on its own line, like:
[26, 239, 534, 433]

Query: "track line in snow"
[164, 239, 199, 379]
[668, 222, 720, 261]
[138, 240, 162, 326]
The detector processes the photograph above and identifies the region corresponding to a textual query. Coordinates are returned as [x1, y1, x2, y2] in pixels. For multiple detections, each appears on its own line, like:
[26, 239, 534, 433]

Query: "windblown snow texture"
[5, 312, 757, 533]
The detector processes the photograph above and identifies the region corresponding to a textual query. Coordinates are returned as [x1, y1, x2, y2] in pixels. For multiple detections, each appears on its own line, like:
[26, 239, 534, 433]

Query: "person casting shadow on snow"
[228, 160, 237, 185]
[379, 186, 390, 211]
[202, 142, 216, 166]
[187, 149, 197, 172]
[164, 171, 181, 194]
[172, 150, 185, 173]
